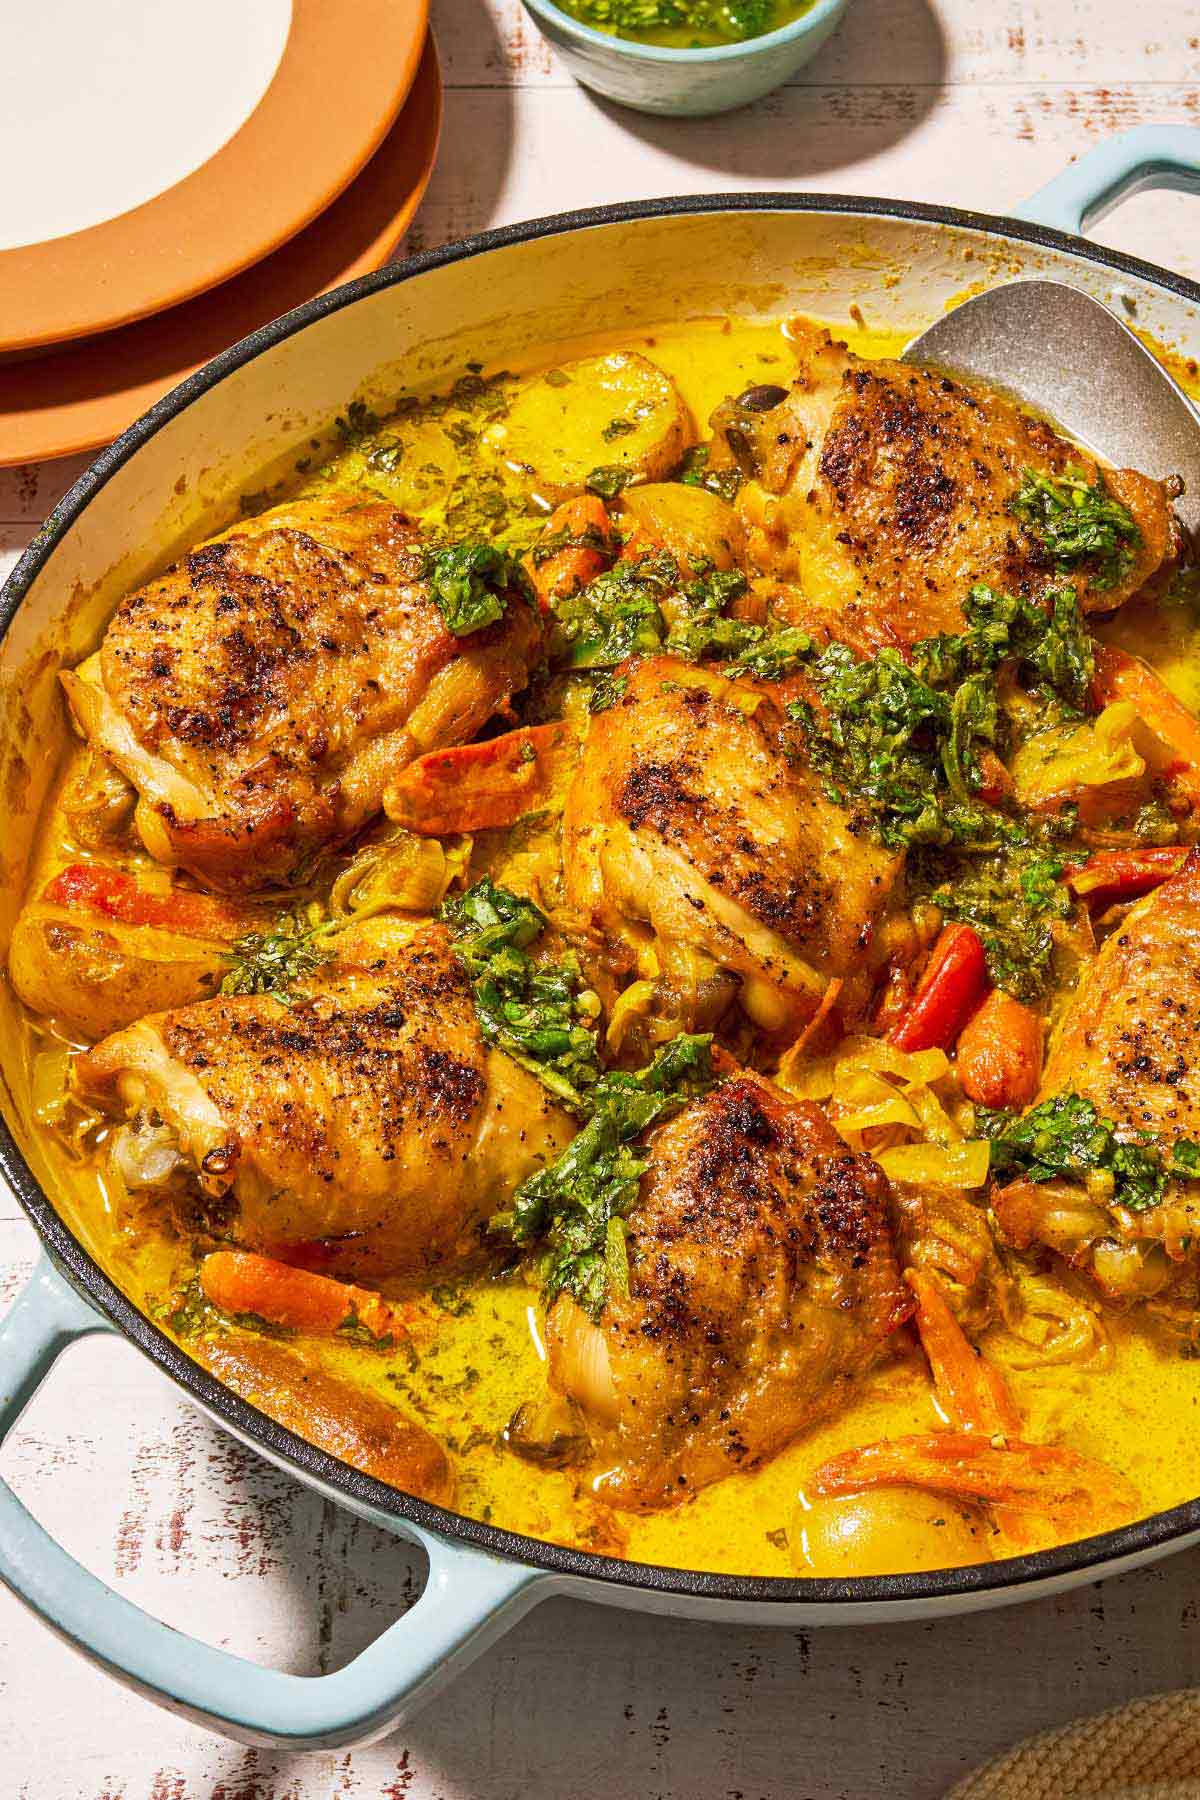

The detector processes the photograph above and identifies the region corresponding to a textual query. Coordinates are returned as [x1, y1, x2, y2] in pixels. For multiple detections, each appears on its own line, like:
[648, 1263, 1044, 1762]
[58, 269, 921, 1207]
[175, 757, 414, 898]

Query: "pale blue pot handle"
[1014, 125, 1200, 236]
[0, 1256, 547, 1748]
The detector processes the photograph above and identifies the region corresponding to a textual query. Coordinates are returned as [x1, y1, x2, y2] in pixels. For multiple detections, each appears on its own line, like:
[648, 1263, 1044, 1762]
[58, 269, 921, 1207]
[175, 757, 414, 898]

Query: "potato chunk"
[621, 482, 745, 573]
[495, 352, 691, 504]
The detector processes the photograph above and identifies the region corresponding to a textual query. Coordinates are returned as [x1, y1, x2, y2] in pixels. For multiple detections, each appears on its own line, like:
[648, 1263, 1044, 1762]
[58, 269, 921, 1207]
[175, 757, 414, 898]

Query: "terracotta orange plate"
[0, 0, 429, 354]
[0, 36, 442, 470]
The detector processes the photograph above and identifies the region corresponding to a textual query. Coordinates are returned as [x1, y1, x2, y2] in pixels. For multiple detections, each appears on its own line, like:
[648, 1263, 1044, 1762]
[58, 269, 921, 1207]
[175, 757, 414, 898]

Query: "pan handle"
[0, 1256, 548, 1749]
[1014, 125, 1200, 237]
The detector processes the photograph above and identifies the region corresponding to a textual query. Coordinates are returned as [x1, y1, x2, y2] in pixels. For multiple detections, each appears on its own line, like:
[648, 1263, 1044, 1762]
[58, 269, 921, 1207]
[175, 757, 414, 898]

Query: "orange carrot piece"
[385, 721, 575, 836]
[200, 1250, 412, 1345]
[525, 496, 613, 607]
[808, 1432, 1138, 1533]
[43, 864, 244, 942]
[954, 989, 1043, 1111]
[906, 1270, 1061, 1554]
[1092, 643, 1200, 803]
[907, 1270, 1021, 1438]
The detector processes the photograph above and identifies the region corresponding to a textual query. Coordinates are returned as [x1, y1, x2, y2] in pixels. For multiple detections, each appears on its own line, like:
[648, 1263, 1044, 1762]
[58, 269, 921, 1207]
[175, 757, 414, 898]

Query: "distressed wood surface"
[6, 0, 1200, 1790]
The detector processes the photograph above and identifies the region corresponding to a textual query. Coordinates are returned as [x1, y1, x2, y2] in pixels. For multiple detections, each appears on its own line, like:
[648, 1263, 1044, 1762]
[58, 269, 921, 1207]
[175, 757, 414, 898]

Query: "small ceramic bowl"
[519, 0, 849, 116]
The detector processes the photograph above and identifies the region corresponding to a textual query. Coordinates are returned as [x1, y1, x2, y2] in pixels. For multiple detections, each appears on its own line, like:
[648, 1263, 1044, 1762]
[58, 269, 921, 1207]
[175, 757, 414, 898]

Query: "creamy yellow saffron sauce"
[7, 311, 1200, 1580]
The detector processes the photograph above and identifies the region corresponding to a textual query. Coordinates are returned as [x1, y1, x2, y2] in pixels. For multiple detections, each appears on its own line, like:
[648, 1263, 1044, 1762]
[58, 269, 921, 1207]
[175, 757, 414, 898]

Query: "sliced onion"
[30, 1047, 71, 1126]
[876, 1140, 991, 1189]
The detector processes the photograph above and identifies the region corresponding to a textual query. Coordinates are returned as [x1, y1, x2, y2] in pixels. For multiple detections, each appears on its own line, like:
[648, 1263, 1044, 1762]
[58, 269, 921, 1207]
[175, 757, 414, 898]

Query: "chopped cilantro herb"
[726, 626, 813, 681]
[1010, 465, 1141, 592]
[978, 1093, 1200, 1214]
[788, 583, 1096, 851]
[602, 417, 636, 443]
[529, 521, 611, 568]
[498, 1033, 717, 1317]
[441, 878, 602, 1112]
[424, 542, 531, 637]
[918, 848, 1069, 999]
[334, 398, 382, 445]
[679, 442, 742, 505]
[366, 439, 405, 475]
[553, 552, 678, 668]
[562, 0, 779, 44]
[552, 547, 816, 681]
[586, 465, 634, 501]
[588, 672, 629, 713]
[221, 913, 334, 1002]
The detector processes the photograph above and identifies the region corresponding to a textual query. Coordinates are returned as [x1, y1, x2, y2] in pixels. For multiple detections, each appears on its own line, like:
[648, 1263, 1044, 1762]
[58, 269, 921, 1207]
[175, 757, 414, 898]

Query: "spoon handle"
[1014, 126, 1200, 239]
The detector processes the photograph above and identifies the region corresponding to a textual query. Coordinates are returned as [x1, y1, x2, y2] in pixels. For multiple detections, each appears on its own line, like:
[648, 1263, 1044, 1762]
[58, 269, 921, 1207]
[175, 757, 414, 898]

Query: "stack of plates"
[0, 0, 442, 465]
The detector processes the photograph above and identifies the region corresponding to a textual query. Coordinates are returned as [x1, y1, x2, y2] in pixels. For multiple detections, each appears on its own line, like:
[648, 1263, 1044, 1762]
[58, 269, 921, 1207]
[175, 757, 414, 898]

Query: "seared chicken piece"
[78, 919, 572, 1281]
[62, 497, 542, 891]
[710, 322, 1179, 647]
[561, 656, 902, 1037]
[546, 1076, 908, 1509]
[993, 850, 1200, 1306]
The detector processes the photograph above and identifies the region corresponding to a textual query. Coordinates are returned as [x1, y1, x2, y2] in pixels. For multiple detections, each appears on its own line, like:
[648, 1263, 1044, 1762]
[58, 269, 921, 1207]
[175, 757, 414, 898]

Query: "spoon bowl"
[904, 278, 1200, 544]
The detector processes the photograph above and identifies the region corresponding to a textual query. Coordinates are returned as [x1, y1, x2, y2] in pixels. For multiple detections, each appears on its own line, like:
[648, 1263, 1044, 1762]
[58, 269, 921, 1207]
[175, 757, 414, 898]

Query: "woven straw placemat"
[949, 1691, 1200, 1798]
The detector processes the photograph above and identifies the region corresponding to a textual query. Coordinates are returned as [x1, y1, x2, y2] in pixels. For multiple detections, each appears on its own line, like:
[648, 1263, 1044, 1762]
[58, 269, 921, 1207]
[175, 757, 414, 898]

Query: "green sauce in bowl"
[555, 0, 817, 48]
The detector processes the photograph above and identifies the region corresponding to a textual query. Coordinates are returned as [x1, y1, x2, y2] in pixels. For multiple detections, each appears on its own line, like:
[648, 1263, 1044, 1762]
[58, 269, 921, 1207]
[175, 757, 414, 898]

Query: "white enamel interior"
[0, 0, 293, 250]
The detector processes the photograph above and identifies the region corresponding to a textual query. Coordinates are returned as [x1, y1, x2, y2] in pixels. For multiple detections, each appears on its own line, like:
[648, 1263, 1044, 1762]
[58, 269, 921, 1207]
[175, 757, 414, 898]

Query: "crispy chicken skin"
[79, 920, 572, 1281]
[547, 1076, 908, 1509]
[61, 496, 542, 892]
[561, 656, 901, 1036]
[994, 850, 1200, 1303]
[710, 322, 1179, 647]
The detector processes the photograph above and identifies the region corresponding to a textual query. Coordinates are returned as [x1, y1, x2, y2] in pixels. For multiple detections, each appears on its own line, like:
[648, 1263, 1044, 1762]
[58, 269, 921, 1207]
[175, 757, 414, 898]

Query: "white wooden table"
[5, 0, 1200, 1790]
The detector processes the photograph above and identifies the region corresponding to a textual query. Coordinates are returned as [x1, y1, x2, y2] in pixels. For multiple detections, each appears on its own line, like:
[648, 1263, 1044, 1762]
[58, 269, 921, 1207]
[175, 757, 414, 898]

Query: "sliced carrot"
[888, 923, 990, 1054]
[907, 1270, 1021, 1438]
[200, 1335, 453, 1504]
[1092, 644, 1200, 804]
[42, 864, 244, 942]
[902, 1274, 1080, 1553]
[200, 1250, 414, 1346]
[954, 989, 1043, 1110]
[525, 496, 614, 607]
[385, 721, 576, 836]
[808, 1432, 1138, 1534]
[1065, 845, 1189, 908]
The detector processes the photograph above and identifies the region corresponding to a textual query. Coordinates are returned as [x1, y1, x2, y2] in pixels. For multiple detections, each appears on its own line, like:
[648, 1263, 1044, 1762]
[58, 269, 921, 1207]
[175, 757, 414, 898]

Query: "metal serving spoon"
[903, 278, 1200, 544]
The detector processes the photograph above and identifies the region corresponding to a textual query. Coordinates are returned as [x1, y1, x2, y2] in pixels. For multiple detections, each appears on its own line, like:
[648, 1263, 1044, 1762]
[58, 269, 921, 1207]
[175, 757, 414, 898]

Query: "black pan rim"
[5, 188, 1200, 1611]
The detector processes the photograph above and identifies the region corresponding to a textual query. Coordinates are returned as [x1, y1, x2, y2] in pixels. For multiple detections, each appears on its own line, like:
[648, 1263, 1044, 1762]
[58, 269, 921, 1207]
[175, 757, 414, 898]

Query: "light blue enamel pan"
[4, 128, 1200, 1749]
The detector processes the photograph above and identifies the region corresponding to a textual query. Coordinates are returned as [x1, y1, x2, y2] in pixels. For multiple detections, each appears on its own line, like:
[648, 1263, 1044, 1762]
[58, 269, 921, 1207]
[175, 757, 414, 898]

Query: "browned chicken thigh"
[62, 497, 542, 891]
[710, 322, 1179, 647]
[545, 1075, 909, 1509]
[993, 850, 1200, 1308]
[79, 919, 572, 1281]
[561, 655, 902, 1039]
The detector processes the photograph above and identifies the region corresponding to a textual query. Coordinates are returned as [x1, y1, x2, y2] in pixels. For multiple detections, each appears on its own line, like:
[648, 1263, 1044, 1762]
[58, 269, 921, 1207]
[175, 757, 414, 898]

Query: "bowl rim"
[6, 189, 1200, 1610]
[517, 0, 847, 68]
